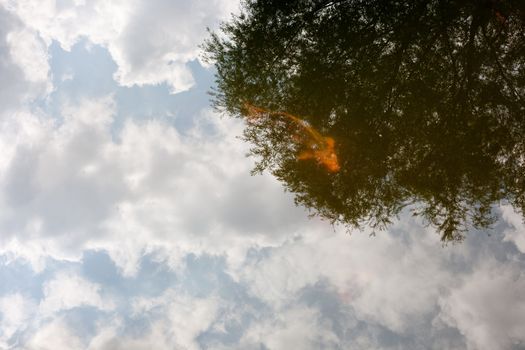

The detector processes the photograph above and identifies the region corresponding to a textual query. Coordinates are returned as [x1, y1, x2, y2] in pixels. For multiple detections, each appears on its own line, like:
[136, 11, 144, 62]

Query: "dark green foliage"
[204, 0, 525, 241]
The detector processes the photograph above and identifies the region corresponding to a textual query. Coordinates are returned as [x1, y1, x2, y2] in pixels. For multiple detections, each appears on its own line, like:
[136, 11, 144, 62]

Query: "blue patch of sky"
[81, 250, 177, 299]
[39, 39, 217, 136]
[296, 280, 412, 348]
[182, 253, 227, 297]
[0, 257, 40, 297]
[0, 249, 268, 345]
[1, 237, 276, 346]
[59, 306, 109, 345]
[299, 279, 353, 340]
[0, 255, 76, 301]
[192, 264, 272, 347]
[183, 253, 266, 310]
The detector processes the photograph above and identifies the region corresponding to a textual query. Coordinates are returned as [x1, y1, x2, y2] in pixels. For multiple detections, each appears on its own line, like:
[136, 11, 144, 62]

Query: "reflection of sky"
[45, 40, 214, 133]
[0, 1, 524, 349]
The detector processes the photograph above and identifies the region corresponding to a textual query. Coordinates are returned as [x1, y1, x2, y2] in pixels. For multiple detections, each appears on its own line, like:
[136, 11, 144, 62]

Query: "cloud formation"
[0, 95, 308, 276]
[0, 96, 524, 348]
[0, 6, 49, 112]
[1, 0, 237, 93]
[0, 1, 524, 349]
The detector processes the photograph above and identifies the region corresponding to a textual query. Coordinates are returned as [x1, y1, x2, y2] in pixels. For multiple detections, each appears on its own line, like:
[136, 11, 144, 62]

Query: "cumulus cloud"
[0, 6, 49, 112]
[240, 305, 339, 350]
[25, 317, 85, 350]
[438, 261, 525, 350]
[39, 271, 115, 316]
[237, 223, 450, 331]
[1, 0, 238, 93]
[0, 96, 123, 247]
[0, 96, 307, 276]
[501, 205, 525, 254]
[0, 293, 36, 348]
[80, 290, 219, 350]
[234, 219, 525, 348]
[129, 290, 219, 350]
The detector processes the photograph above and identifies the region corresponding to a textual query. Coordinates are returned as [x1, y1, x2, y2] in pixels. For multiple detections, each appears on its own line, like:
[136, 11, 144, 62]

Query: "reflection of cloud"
[0, 2, 524, 348]
[39, 271, 115, 316]
[501, 205, 525, 253]
[26, 317, 85, 350]
[1, 94, 524, 348]
[439, 262, 525, 350]
[125, 290, 219, 350]
[0, 7, 49, 113]
[0, 96, 306, 276]
[1, 0, 237, 93]
[237, 222, 455, 332]
[0, 293, 36, 348]
[1, 214, 525, 349]
[240, 306, 339, 350]
[233, 218, 525, 348]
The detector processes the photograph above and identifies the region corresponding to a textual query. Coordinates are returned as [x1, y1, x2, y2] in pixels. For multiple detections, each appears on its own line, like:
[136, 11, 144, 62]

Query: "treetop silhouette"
[204, 0, 525, 241]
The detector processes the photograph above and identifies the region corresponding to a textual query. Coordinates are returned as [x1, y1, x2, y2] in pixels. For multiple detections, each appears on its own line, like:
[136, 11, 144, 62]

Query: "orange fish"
[243, 102, 340, 173]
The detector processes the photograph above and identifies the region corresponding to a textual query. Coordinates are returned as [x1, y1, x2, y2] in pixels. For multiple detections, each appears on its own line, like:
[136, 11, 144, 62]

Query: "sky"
[0, 1, 524, 349]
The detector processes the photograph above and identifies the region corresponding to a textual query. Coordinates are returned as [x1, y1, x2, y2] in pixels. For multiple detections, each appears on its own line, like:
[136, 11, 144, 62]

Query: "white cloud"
[1, 0, 238, 93]
[39, 271, 114, 315]
[438, 261, 525, 350]
[240, 306, 339, 350]
[88, 290, 219, 350]
[0, 6, 50, 112]
[6, 28, 50, 86]
[25, 317, 85, 350]
[0, 293, 37, 348]
[501, 204, 525, 253]
[0, 97, 306, 275]
[237, 221, 458, 333]
[231, 217, 525, 348]
[0, 96, 124, 250]
[0, 0, 129, 50]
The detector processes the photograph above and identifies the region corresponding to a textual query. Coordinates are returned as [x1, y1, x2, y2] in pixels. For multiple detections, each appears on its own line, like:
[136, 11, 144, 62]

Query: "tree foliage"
[204, 0, 525, 241]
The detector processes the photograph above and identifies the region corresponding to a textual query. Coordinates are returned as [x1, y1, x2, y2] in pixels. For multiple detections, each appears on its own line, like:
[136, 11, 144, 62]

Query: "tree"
[204, 0, 525, 241]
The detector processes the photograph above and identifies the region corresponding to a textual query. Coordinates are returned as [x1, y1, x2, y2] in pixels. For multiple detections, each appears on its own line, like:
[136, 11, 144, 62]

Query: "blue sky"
[0, 1, 525, 349]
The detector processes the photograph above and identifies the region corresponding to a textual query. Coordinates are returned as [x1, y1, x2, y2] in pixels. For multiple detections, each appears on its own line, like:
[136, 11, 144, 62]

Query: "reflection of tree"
[204, 0, 525, 241]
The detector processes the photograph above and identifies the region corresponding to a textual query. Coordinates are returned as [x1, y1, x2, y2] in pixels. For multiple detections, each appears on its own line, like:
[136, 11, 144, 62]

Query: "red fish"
[243, 103, 340, 173]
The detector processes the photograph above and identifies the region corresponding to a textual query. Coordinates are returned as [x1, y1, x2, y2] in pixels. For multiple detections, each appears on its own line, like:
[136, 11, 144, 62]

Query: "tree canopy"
[204, 0, 525, 241]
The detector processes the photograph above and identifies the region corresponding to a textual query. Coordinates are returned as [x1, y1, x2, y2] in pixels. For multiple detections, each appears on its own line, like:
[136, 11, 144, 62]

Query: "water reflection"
[204, 0, 525, 241]
[244, 103, 341, 172]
